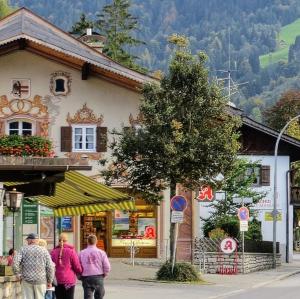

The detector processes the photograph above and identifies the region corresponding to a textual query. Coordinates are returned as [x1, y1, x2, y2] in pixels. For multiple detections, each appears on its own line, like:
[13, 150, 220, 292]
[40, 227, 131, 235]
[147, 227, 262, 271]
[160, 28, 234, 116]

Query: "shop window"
[8, 120, 33, 136]
[111, 206, 157, 247]
[72, 125, 96, 152]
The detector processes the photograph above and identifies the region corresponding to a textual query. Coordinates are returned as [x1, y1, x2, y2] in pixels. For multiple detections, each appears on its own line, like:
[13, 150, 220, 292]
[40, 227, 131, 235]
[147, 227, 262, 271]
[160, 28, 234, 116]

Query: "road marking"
[208, 289, 246, 299]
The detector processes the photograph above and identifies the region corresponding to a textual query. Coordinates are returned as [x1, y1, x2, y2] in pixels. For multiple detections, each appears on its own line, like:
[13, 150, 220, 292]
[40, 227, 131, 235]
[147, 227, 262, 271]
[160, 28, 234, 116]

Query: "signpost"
[170, 195, 187, 273]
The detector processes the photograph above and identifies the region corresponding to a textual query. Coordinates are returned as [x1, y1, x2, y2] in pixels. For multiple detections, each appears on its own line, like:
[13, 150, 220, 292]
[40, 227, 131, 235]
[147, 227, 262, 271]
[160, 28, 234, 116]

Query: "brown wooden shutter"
[97, 127, 107, 152]
[61, 127, 72, 152]
[261, 165, 271, 186]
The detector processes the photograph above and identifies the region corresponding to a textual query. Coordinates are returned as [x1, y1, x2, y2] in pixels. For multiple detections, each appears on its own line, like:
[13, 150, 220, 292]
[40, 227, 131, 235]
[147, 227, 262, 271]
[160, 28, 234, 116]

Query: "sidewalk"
[107, 258, 300, 287]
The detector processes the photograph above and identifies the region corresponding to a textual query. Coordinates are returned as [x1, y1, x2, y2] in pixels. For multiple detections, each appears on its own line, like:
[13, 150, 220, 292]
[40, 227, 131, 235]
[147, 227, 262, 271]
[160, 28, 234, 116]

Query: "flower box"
[0, 265, 14, 276]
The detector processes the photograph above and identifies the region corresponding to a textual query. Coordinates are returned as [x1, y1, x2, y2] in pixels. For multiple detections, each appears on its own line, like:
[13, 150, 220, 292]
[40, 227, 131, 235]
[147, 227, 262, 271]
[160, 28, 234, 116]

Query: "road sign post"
[170, 195, 187, 273]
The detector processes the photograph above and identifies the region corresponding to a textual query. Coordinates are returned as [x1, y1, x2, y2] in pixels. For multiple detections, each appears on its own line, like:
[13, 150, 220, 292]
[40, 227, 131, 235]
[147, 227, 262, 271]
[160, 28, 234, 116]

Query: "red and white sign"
[220, 238, 237, 254]
[197, 185, 214, 202]
[237, 207, 250, 221]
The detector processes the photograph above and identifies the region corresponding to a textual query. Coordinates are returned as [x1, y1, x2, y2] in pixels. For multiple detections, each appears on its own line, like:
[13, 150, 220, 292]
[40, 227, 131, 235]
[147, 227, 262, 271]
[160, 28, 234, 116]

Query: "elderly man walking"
[13, 233, 54, 299]
[79, 234, 111, 299]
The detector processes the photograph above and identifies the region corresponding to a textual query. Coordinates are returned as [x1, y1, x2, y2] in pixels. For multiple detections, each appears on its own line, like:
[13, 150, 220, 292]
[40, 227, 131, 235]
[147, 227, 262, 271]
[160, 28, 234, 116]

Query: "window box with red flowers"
[0, 135, 54, 157]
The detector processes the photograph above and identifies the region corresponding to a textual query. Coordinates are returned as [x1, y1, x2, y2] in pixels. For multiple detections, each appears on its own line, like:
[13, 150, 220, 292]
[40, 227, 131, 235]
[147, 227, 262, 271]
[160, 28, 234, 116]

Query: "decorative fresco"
[11, 79, 31, 99]
[67, 103, 103, 126]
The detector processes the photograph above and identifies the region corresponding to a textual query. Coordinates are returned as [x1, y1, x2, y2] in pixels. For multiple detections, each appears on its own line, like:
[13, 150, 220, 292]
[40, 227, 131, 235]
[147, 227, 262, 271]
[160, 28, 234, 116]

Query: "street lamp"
[273, 114, 300, 268]
[5, 188, 23, 250]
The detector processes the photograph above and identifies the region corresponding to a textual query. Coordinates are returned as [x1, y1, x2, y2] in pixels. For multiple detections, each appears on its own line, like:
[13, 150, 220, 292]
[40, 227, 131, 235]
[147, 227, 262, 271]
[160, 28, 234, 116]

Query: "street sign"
[233, 197, 253, 204]
[197, 185, 214, 202]
[170, 195, 187, 211]
[171, 211, 184, 223]
[237, 207, 250, 221]
[240, 220, 249, 232]
[220, 238, 237, 254]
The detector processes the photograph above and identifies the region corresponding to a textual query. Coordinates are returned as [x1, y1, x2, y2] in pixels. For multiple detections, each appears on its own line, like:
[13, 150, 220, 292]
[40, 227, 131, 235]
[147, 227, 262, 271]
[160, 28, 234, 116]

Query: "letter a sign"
[197, 185, 214, 202]
[220, 238, 237, 254]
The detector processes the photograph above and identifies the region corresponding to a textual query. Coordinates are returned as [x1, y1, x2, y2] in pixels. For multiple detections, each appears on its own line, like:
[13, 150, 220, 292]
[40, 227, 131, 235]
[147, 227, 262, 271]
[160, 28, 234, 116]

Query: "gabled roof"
[227, 105, 300, 161]
[0, 8, 155, 89]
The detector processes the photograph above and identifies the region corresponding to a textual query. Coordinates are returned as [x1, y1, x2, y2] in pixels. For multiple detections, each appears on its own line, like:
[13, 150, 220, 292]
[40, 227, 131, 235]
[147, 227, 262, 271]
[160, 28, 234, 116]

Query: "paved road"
[75, 273, 300, 299]
[213, 273, 300, 299]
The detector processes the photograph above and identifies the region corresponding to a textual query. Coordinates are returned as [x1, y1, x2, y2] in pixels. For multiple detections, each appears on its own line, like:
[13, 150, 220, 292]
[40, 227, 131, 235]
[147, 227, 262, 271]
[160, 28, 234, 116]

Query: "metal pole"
[273, 114, 300, 268]
[286, 170, 291, 263]
[12, 210, 15, 250]
[242, 199, 245, 274]
[171, 223, 179, 273]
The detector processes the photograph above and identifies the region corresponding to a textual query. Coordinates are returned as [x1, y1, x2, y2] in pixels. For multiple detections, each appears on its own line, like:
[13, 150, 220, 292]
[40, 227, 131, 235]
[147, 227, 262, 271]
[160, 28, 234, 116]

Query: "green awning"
[6, 171, 134, 217]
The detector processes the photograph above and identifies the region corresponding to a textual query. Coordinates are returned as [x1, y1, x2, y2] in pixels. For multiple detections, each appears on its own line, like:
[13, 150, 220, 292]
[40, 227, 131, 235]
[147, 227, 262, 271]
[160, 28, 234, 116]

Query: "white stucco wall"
[199, 155, 292, 261]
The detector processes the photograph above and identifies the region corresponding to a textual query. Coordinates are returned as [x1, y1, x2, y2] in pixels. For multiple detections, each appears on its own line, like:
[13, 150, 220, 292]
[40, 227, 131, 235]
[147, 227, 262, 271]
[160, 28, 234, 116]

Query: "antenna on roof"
[216, 28, 248, 105]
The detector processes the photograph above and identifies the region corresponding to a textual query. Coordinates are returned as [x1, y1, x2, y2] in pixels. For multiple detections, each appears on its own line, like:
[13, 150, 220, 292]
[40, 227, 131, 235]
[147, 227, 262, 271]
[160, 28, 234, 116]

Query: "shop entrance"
[80, 213, 109, 253]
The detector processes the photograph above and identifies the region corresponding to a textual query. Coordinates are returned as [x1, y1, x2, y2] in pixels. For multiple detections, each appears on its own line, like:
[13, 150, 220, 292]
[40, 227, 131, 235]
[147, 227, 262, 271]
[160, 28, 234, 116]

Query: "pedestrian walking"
[51, 233, 82, 299]
[13, 233, 54, 299]
[79, 234, 111, 299]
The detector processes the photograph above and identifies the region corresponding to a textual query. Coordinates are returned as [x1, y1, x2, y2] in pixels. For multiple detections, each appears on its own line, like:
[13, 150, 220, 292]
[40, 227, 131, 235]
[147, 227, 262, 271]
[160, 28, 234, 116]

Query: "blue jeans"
[45, 290, 55, 299]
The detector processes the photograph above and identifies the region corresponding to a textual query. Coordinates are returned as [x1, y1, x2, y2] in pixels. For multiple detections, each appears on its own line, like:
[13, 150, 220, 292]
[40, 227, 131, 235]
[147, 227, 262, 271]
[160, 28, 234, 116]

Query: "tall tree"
[70, 13, 94, 35]
[95, 0, 146, 73]
[102, 35, 241, 258]
[263, 90, 300, 139]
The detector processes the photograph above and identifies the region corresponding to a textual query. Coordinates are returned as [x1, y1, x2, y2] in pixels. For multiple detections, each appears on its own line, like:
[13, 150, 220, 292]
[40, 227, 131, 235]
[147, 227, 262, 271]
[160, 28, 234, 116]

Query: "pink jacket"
[51, 244, 82, 285]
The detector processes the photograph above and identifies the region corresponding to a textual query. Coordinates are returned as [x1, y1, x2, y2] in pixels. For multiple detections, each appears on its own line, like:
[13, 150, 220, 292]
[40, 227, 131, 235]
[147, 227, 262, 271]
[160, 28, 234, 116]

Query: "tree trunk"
[169, 180, 176, 261]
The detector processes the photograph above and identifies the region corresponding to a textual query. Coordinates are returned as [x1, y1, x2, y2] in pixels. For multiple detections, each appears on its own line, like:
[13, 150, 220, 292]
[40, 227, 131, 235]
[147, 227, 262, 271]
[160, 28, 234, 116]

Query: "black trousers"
[82, 275, 105, 299]
[55, 284, 75, 299]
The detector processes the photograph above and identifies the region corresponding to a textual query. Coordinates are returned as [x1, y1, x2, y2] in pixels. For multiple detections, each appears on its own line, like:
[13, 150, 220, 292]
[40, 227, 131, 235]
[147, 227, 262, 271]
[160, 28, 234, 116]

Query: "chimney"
[86, 28, 92, 36]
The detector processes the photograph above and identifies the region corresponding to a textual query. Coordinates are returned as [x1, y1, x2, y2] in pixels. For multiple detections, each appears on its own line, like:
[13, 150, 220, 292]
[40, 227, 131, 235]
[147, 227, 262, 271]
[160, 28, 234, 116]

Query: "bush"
[208, 227, 227, 240]
[156, 262, 201, 282]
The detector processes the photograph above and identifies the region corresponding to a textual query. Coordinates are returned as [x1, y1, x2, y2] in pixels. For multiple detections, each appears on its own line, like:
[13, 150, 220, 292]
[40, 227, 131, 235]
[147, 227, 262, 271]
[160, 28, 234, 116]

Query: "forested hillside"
[9, 0, 300, 120]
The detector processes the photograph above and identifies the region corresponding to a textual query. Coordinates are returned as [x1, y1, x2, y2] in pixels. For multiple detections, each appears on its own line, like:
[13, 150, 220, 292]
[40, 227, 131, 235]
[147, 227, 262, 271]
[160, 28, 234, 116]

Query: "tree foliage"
[102, 35, 241, 204]
[263, 90, 300, 139]
[95, 0, 146, 73]
[70, 13, 93, 35]
[0, 0, 15, 19]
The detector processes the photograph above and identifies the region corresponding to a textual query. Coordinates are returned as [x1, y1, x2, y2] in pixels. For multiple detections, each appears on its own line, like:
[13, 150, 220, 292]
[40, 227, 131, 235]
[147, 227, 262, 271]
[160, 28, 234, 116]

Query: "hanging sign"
[197, 185, 214, 202]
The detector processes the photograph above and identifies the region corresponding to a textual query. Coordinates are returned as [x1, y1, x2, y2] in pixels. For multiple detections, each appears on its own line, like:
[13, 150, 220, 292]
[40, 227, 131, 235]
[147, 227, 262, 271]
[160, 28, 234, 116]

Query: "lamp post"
[5, 188, 23, 250]
[273, 114, 300, 268]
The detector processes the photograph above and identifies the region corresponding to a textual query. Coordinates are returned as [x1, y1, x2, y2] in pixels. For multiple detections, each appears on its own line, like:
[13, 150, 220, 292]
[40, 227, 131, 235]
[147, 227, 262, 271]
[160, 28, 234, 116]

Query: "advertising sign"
[114, 210, 129, 230]
[264, 211, 282, 221]
[61, 217, 73, 232]
[22, 201, 38, 225]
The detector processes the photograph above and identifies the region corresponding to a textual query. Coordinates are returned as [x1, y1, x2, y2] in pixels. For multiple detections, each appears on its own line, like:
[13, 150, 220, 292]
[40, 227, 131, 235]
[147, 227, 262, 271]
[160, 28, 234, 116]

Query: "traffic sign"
[237, 207, 250, 221]
[240, 220, 248, 232]
[170, 195, 187, 211]
[171, 211, 184, 223]
[233, 197, 253, 204]
[197, 185, 214, 202]
[220, 238, 237, 254]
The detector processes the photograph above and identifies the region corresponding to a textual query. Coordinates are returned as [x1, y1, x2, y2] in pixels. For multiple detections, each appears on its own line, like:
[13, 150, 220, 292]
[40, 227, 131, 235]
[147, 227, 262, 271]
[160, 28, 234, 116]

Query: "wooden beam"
[82, 62, 90, 80]
[18, 38, 27, 50]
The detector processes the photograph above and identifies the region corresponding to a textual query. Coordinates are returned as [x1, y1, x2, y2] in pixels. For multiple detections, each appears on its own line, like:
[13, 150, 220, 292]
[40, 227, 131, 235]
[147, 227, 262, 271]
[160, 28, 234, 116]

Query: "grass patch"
[260, 18, 300, 68]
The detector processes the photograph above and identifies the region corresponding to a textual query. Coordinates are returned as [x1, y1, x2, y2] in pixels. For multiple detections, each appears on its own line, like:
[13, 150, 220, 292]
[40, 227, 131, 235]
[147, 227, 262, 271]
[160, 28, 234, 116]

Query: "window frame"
[6, 119, 34, 136]
[72, 124, 96, 152]
[245, 165, 262, 187]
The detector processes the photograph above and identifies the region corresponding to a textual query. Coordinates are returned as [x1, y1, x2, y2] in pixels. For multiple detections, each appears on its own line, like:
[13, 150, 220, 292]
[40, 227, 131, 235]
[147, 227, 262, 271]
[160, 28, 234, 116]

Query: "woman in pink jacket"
[51, 233, 82, 299]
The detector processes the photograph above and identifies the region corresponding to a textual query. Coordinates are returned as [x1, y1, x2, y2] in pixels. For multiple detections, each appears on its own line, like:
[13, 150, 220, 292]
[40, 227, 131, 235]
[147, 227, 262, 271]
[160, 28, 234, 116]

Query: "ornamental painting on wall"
[50, 71, 72, 96]
[11, 79, 31, 99]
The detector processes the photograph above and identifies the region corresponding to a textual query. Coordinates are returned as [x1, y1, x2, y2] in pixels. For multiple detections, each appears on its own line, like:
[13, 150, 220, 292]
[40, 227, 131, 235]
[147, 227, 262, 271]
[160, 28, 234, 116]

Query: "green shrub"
[208, 227, 227, 240]
[156, 262, 201, 282]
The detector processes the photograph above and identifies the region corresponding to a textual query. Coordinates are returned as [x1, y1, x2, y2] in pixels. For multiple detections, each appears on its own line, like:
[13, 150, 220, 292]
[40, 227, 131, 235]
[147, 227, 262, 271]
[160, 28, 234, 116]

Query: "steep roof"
[0, 8, 155, 89]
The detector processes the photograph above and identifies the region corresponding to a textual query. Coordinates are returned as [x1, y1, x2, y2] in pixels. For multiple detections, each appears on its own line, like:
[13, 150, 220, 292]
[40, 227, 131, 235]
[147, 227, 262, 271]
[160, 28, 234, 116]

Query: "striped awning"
[8, 171, 134, 217]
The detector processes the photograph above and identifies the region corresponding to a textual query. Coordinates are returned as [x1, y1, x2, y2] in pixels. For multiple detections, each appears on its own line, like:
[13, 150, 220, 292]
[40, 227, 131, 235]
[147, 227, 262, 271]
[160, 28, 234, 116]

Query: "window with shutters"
[245, 165, 270, 187]
[72, 125, 96, 152]
[7, 120, 33, 136]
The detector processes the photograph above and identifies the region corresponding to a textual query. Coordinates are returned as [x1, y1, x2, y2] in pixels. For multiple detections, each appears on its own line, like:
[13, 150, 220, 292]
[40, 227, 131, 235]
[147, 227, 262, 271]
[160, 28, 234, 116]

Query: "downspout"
[286, 168, 292, 263]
